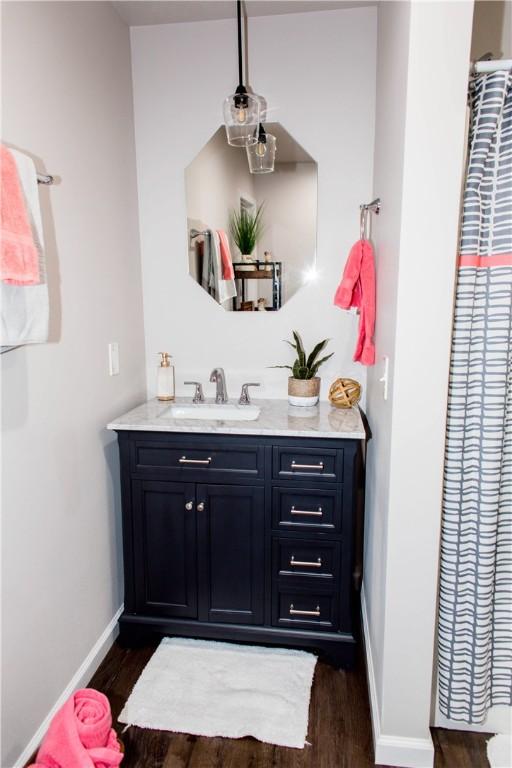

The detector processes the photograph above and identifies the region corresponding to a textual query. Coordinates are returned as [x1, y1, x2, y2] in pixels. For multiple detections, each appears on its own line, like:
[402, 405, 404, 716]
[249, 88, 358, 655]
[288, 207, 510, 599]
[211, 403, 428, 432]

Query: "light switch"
[108, 343, 120, 376]
[379, 356, 389, 401]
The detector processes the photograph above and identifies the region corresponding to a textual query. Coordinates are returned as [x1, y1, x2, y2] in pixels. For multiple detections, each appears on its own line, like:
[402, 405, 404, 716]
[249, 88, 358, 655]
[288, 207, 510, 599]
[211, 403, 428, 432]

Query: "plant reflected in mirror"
[230, 203, 265, 259]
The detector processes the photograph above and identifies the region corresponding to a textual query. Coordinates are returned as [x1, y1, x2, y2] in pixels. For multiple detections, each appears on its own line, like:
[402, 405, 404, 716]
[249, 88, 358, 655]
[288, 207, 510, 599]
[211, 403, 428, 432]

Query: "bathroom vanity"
[108, 399, 367, 668]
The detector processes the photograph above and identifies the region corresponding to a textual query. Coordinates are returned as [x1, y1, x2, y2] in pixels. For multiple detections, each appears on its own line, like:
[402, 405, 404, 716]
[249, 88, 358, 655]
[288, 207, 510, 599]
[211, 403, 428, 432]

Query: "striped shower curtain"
[438, 71, 512, 723]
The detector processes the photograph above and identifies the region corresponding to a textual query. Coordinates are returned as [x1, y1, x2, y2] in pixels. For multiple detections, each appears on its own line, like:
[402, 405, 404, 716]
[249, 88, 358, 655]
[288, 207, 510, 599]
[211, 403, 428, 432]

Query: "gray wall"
[1, 3, 146, 764]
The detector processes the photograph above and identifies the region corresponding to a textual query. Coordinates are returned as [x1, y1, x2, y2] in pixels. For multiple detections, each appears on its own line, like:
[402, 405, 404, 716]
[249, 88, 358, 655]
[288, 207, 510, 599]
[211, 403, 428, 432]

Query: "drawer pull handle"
[290, 506, 323, 517]
[290, 460, 324, 471]
[289, 604, 321, 617]
[290, 556, 322, 568]
[179, 456, 212, 465]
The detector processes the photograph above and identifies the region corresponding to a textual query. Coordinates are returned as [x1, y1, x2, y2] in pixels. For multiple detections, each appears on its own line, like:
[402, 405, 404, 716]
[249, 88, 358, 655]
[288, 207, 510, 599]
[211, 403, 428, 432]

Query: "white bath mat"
[118, 637, 317, 749]
[487, 735, 512, 768]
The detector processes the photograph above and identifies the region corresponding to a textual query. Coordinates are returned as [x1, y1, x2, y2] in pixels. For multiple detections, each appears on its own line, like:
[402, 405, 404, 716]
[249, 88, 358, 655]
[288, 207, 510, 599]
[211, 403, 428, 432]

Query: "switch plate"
[108, 343, 119, 376]
[379, 356, 389, 400]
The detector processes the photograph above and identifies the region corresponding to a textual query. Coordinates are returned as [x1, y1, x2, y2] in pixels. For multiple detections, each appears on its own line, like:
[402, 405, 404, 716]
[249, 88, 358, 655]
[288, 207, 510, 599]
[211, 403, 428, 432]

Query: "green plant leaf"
[229, 203, 265, 255]
[306, 338, 330, 369]
[309, 352, 334, 377]
[275, 331, 333, 381]
[292, 331, 306, 367]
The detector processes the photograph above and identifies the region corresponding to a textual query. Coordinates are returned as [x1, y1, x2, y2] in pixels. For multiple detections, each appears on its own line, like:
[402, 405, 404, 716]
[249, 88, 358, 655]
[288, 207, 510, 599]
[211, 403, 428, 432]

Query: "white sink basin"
[162, 403, 261, 421]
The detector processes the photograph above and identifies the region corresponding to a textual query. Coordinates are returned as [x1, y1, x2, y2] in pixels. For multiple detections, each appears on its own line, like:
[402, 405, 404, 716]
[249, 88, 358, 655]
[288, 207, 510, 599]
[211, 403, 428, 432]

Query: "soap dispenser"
[157, 352, 175, 401]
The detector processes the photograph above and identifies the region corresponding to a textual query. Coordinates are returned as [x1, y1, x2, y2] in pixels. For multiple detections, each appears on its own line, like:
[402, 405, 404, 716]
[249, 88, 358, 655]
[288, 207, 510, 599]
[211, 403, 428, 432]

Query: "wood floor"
[83, 638, 491, 768]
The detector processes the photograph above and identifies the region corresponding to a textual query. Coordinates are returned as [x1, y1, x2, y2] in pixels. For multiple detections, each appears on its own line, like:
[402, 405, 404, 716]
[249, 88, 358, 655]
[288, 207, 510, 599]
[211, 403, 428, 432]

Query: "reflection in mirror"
[185, 123, 317, 312]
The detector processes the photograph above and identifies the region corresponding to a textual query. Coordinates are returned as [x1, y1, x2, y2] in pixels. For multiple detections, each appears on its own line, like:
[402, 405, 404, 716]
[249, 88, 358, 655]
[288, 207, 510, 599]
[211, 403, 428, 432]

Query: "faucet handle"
[184, 381, 205, 403]
[239, 383, 260, 405]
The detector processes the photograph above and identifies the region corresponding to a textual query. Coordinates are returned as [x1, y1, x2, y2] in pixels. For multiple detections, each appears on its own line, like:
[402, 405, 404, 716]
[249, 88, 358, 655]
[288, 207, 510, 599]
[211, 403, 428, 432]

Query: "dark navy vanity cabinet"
[115, 429, 366, 667]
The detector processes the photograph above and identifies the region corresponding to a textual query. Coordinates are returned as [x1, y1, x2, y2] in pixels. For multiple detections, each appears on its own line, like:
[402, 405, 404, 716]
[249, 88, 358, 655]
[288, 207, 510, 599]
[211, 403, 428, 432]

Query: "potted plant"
[230, 204, 264, 270]
[272, 331, 334, 406]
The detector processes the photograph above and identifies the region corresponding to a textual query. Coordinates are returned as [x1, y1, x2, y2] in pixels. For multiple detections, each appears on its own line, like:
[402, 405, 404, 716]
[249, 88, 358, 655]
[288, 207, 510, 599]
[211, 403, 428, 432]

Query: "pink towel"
[334, 239, 376, 366]
[0, 144, 40, 285]
[217, 229, 235, 280]
[29, 688, 123, 768]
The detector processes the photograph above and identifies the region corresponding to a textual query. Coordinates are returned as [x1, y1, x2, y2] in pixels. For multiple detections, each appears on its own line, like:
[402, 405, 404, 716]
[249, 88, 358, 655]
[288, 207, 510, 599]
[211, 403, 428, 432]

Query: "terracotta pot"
[288, 377, 320, 407]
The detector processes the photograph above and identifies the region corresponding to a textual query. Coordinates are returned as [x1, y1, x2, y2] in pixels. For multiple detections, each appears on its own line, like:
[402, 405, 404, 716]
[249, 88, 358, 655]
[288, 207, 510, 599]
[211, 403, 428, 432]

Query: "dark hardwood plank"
[26, 638, 491, 768]
[186, 736, 224, 768]
[162, 734, 197, 768]
[432, 726, 492, 768]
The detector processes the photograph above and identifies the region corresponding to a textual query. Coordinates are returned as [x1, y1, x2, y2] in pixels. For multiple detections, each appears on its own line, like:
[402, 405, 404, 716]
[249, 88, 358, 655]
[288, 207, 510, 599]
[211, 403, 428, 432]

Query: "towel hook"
[359, 197, 381, 241]
[360, 208, 368, 240]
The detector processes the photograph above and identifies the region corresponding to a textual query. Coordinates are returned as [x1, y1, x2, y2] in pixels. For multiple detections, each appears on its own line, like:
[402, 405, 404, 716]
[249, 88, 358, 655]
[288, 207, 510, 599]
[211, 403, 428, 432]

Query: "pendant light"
[246, 122, 276, 173]
[223, 1, 260, 147]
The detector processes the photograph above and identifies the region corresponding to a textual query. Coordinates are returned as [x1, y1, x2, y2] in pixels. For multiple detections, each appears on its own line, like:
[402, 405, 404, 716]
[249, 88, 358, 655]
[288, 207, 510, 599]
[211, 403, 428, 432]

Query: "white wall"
[130, 7, 377, 402]
[254, 163, 317, 304]
[363, 0, 410, 732]
[1, 3, 146, 765]
[363, 2, 474, 767]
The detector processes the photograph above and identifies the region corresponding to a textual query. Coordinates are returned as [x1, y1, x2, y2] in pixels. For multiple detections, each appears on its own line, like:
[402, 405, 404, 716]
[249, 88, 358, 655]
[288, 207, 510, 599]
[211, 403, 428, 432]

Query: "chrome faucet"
[210, 367, 228, 403]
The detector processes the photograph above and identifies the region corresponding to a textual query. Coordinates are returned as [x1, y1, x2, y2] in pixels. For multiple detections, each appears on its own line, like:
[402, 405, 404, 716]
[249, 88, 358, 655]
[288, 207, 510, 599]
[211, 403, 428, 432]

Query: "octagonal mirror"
[185, 123, 317, 312]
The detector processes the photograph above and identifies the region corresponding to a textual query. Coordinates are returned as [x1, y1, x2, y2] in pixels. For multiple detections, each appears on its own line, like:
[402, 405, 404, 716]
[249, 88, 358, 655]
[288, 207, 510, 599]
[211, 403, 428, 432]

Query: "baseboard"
[361, 586, 381, 755]
[361, 588, 435, 768]
[14, 605, 123, 768]
[374, 733, 436, 768]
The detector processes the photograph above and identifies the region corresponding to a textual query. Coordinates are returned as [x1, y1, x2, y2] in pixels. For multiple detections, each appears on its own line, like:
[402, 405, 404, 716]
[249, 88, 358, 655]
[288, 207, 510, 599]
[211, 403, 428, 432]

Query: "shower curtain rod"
[472, 57, 512, 74]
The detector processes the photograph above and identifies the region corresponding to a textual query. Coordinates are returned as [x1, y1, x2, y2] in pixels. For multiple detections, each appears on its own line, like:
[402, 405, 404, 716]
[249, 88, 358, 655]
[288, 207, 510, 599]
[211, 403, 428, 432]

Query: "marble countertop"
[107, 398, 366, 440]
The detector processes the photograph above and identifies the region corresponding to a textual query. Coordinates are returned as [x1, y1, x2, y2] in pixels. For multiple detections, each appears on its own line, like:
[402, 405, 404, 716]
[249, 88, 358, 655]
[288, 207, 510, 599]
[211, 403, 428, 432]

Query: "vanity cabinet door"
[132, 480, 198, 619]
[197, 484, 265, 625]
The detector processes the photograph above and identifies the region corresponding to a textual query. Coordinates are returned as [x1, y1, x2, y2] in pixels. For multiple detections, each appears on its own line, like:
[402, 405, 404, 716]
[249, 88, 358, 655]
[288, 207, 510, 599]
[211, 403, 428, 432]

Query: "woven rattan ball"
[328, 378, 362, 409]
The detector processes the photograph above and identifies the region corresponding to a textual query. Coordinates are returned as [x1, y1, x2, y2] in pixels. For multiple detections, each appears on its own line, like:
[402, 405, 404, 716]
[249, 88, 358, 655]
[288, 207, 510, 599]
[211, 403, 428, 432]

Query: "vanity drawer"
[132, 440, 264, 480]
[273, 537, 339, 581]
[273, 487, 341, 532]
[273, 589, 337, 631]
[273, 446, 341, 482]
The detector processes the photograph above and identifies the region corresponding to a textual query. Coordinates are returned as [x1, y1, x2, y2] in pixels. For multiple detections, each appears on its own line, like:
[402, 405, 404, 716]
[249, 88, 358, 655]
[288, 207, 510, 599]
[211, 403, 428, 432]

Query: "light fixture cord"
[237, 0, 243, 86]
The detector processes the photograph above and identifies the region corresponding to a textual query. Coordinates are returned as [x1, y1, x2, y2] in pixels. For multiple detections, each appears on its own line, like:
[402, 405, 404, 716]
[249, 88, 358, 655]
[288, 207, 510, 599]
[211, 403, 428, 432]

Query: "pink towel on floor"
[334, 239, 376, 366]
[0, 144, 40, 285]
[28, 688, 123, 768]
[217, 229, 235, 280]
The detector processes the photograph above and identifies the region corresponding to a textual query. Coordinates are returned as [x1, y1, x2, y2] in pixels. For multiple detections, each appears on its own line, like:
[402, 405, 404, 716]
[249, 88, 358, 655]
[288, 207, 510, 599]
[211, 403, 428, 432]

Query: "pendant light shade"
[247, 124, 276, 173]
[223, 87, 260, 147]
[254, 93, 267, 122]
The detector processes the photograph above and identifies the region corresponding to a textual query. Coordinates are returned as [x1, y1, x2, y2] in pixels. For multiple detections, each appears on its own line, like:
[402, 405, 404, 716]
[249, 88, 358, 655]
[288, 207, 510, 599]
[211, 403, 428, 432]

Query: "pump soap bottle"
[157, 352, 175, 401]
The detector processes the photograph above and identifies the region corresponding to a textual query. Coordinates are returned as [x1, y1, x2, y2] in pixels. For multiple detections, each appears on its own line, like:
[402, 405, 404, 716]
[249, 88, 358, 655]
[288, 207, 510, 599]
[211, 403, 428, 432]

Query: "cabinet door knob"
[185, 501, 193, 511]
[197, 502, 205, 512]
